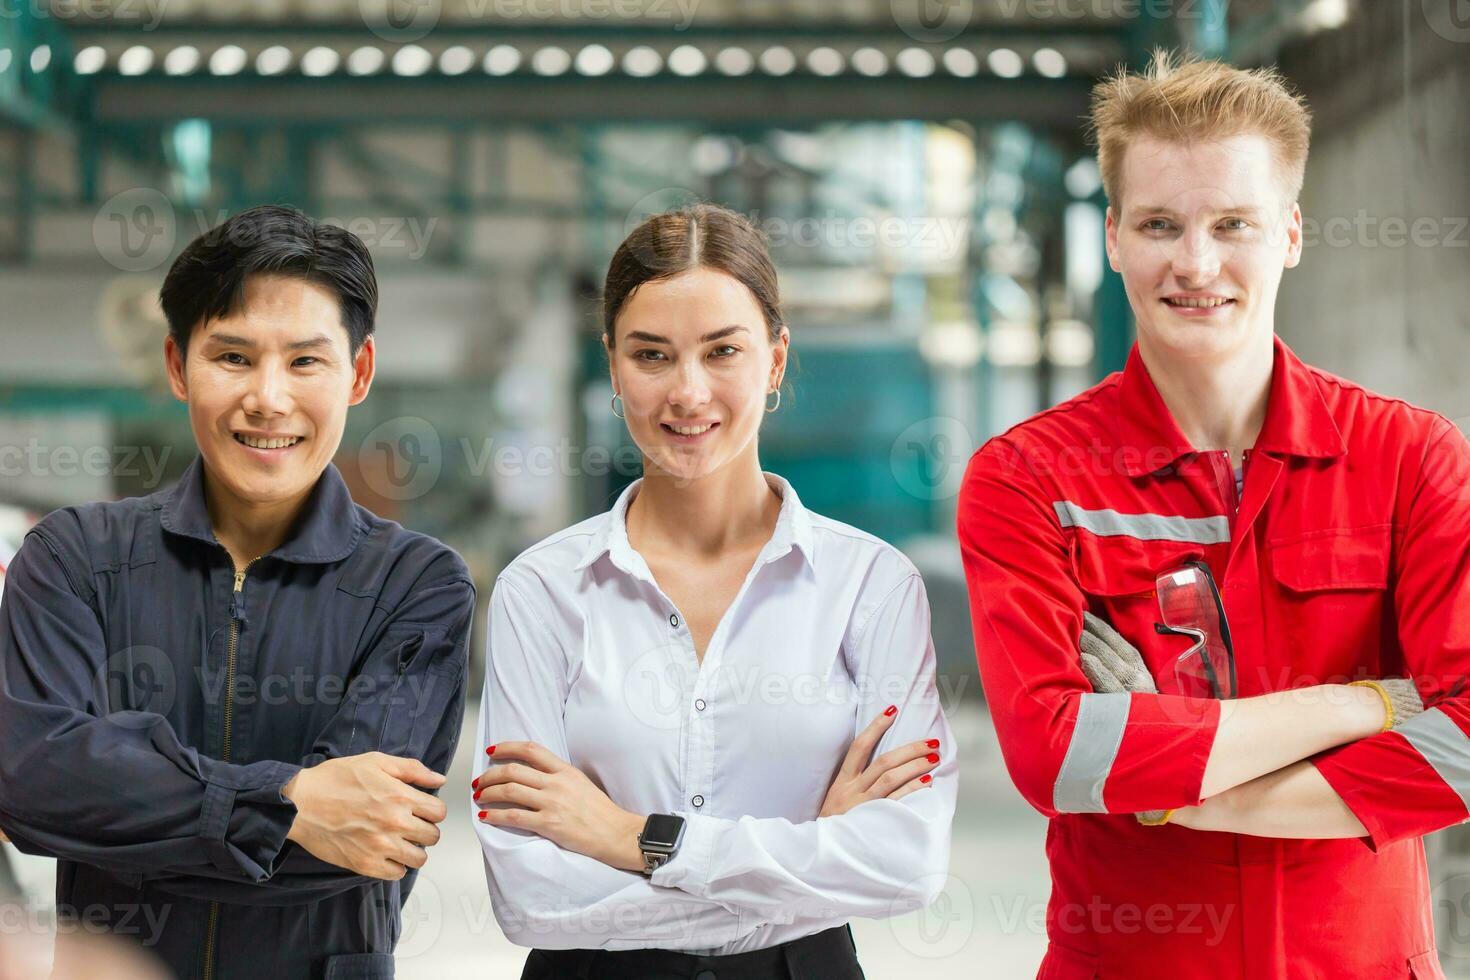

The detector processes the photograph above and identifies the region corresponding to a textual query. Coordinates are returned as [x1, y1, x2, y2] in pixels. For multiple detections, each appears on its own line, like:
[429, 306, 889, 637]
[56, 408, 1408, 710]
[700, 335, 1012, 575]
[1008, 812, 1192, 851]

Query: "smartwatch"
[636, 813, 686, 876]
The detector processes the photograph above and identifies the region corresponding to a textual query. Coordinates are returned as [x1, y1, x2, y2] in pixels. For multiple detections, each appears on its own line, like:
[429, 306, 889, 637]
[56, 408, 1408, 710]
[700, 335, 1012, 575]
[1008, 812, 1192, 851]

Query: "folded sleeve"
[148, 550, 476, 903]
[649, 571, 956, 925]
[957, 438, 1220, 818]
[1314, 420, 1470, 849]
[475, 574, 762, 950]
[0, 522, 300, 884]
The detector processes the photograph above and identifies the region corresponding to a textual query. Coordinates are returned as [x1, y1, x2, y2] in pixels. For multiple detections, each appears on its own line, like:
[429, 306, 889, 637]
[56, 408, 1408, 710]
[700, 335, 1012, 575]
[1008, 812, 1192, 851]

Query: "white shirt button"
[695, 698, 707, 711]
[669, 613, 680, 629]
[691, 794, 704, 808]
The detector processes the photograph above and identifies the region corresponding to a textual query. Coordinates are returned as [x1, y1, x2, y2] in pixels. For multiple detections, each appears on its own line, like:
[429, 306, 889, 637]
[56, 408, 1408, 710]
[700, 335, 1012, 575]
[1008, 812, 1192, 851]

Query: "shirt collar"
[160, 454, 363, 564]
[1117, 334, 1346, 477]
[573, 472, 815, 575]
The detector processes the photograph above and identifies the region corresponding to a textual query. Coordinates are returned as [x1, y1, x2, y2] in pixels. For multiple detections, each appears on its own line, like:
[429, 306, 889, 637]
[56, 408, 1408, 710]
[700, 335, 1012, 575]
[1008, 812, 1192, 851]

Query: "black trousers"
[520, 924, 865, 980]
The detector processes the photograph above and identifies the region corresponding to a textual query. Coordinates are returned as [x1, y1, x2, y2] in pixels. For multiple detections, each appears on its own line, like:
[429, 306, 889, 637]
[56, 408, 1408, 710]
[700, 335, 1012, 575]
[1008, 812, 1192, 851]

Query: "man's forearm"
[1198, 685, 1384, 799]
[1176, 760, 1367, 839]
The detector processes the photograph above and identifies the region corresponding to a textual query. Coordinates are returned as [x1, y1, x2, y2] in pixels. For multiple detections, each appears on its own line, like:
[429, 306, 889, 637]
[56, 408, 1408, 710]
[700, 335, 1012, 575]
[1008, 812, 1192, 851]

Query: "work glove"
[1079, 611, 1158, 695]
[1077, 612, 1169, 825]
[1350, 678, 1425, 731]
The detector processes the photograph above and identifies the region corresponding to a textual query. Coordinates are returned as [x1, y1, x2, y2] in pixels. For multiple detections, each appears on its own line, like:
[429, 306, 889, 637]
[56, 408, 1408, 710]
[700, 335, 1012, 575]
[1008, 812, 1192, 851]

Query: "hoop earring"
[611, 393, 625, 419]
[765, 389, 781, 413]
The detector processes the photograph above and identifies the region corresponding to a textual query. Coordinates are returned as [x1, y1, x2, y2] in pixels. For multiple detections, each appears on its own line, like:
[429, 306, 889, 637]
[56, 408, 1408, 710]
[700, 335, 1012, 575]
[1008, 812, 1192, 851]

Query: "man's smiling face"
[1106, 133, 1303, 368]
[165, 274, 374, 511]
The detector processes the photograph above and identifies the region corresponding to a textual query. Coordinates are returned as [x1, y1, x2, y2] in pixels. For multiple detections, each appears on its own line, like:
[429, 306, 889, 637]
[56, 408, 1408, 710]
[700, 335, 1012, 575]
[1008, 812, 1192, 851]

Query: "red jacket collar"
[1117, 335, 1347, 477]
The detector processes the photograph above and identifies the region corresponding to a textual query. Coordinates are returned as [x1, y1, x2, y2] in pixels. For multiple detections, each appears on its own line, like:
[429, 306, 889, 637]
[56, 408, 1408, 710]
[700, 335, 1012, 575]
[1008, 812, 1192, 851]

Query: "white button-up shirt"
[473, 473, 956, 954]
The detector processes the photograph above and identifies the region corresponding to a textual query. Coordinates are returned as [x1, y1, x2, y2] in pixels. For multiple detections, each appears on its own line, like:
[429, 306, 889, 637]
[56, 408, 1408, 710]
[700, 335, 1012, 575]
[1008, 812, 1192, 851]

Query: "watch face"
[641, 814, 685, 849]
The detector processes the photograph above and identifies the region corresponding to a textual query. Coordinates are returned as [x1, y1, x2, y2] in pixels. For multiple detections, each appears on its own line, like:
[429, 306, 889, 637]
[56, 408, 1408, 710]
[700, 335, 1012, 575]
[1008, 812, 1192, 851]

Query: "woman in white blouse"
[471, 203, 956, 979]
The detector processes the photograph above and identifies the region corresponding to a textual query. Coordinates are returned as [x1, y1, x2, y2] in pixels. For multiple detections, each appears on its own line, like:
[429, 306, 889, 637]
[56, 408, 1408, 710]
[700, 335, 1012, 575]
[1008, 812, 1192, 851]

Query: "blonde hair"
[1089, 50, 1312, 208]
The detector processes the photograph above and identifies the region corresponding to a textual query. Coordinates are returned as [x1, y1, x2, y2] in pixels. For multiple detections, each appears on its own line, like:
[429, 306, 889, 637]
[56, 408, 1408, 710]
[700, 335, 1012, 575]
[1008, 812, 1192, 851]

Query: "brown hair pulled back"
[603, 203, 784, 346]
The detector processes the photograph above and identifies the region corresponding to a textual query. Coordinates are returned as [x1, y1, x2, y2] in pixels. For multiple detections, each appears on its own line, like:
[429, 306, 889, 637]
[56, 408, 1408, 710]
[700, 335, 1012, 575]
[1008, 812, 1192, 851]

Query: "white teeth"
[236, 434, 301, 450]
[1168, 297, 1231, 308]
[669, 423, 713, 436]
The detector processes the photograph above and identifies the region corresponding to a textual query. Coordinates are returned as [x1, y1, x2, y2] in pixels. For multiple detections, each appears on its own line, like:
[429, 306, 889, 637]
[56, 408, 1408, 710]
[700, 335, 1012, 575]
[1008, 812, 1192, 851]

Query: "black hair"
[159, 204, 378, 356]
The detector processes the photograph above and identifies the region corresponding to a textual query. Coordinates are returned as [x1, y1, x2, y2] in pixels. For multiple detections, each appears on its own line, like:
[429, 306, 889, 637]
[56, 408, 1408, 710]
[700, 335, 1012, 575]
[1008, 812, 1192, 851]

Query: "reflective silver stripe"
[1053, 501, 1231, 544]
[1053, 692, 1131, 813]
[1398, 708, 1470, 812]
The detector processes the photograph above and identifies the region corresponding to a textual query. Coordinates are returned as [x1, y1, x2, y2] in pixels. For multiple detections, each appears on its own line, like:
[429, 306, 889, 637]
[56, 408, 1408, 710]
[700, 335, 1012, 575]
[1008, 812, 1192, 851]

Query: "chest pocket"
[1268, 525, 1391, 592]
[1068, 532, 1206, 600]
[1068, 533, 1215, 687]
[1266, 525, 1393, 678]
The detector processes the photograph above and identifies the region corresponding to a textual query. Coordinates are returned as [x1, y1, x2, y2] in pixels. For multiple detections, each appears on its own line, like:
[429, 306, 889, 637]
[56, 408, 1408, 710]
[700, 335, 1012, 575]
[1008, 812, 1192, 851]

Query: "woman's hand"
[473, 742, 646, 872]
[819, 705, 940, 818]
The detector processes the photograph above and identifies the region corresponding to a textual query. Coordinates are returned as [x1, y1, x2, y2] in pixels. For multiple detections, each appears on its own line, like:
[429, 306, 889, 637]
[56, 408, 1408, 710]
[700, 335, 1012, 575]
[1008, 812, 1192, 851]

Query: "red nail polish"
[883, 705, 897, 717]
[478, 810, 488, 819]
[920, 774, 932, 784]
[926, 753, 939, 763]
[926, 739, 940, 748]
[486, 744, 496, 756]
[473, 789, 482, 801]
[471, 778, 478, 790]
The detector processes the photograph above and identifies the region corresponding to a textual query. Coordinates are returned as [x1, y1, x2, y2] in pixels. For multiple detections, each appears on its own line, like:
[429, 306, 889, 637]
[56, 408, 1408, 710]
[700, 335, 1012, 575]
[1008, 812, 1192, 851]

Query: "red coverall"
[958, 336, 1470, 979]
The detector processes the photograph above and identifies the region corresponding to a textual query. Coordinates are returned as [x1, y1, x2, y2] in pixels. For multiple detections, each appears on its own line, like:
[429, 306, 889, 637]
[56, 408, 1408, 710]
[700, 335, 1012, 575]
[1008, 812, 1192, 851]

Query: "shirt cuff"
[649, 811, 722, 898]
[204, 760, 303, 880]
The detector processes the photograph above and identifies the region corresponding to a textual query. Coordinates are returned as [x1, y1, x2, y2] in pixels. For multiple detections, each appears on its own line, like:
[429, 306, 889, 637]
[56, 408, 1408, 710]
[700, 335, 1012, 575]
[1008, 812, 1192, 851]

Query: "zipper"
[202, 555, 260, 980]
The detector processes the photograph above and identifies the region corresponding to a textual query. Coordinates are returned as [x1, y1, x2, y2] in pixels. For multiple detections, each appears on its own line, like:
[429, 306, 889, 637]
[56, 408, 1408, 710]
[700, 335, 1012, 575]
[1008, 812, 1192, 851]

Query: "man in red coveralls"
[959, 53, 1467, 979]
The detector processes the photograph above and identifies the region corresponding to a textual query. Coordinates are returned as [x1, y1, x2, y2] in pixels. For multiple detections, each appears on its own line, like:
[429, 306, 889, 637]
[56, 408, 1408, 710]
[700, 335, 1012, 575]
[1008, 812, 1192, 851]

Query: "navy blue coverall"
[0, 456, 475, 979]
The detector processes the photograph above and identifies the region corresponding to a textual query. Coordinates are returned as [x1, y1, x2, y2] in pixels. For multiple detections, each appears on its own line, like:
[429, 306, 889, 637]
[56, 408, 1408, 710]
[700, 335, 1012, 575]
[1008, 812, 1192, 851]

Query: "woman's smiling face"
[607, 267, 787, 485]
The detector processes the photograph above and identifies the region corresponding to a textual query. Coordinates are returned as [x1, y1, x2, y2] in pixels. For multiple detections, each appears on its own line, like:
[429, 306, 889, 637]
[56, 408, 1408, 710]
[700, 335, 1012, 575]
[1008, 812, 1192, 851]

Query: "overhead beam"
[91, 74, 1094, 125]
